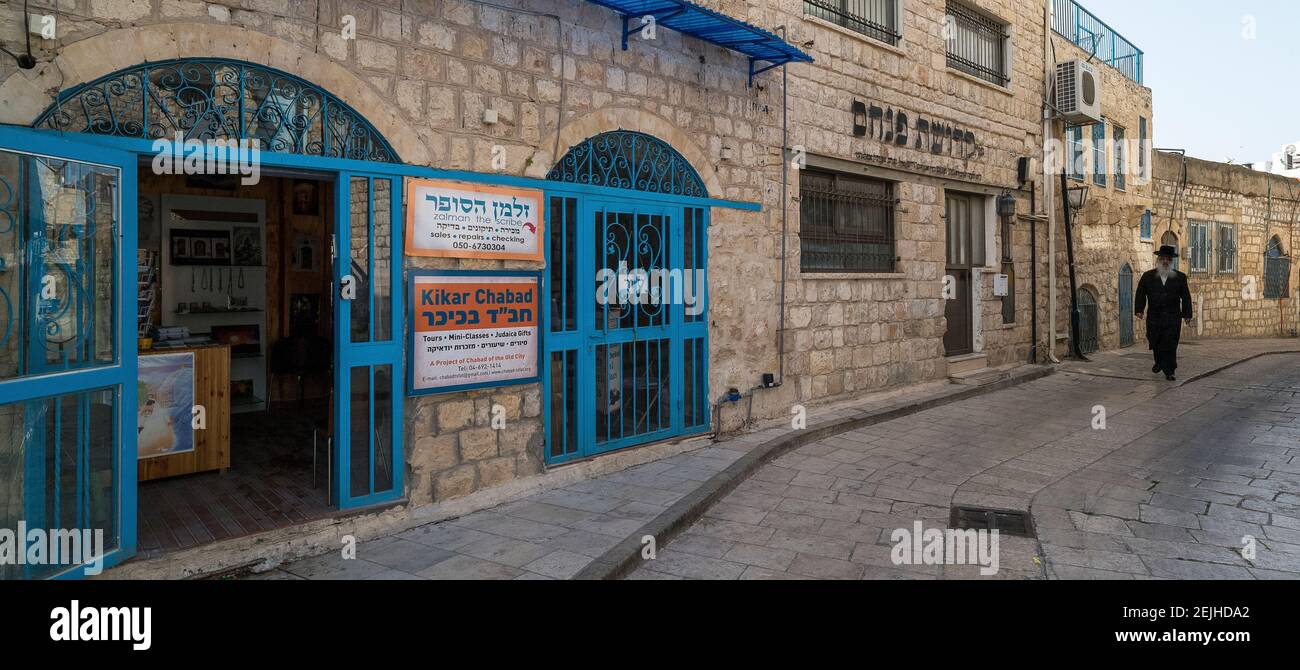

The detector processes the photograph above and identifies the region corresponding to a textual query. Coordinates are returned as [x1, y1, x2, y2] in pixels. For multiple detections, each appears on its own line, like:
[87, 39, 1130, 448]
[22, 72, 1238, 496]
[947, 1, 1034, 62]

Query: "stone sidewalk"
[247, 368, 1048, 580]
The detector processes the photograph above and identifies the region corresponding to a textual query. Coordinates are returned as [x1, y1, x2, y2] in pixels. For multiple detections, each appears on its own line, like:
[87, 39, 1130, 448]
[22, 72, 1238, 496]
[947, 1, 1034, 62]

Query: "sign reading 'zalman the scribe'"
[409, 272, 541, 395]
[405, 178, 544, 261]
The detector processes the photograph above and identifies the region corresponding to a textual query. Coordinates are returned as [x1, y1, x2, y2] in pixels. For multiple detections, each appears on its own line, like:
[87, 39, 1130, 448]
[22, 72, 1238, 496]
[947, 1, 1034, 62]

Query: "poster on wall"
[409, 271, 541, 395]
[405, 178, 544, 261]
[137, 352, 196, 460]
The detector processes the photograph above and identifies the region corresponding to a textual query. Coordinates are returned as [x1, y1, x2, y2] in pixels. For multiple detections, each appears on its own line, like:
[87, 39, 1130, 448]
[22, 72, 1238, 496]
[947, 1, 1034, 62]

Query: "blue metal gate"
[543, 132, 710, 464]
[1118, 264, 1134, 347]
[0, 126, 138, 579]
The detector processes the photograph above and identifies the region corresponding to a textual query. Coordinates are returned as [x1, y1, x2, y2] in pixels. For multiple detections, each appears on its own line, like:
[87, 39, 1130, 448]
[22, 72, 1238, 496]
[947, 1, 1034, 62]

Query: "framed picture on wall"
[291, 236, 320, 273]
[232, 226, 262, 266]
[171, 229, 231, 266]
[292, 180, 319, 216]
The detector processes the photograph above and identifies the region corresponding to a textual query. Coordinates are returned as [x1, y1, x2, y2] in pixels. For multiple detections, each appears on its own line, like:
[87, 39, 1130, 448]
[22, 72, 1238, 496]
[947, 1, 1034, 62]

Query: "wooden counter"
[138, 344, 232, 482]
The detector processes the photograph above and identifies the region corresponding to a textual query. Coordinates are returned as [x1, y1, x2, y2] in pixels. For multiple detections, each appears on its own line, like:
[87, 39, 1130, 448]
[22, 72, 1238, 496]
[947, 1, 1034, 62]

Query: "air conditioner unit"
[1055, 60, 1102, 125]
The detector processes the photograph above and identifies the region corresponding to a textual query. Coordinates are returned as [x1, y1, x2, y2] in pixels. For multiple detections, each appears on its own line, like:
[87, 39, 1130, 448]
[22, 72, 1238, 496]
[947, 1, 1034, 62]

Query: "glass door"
[332, 173, 403, 508]
[0, 126, 137, 579]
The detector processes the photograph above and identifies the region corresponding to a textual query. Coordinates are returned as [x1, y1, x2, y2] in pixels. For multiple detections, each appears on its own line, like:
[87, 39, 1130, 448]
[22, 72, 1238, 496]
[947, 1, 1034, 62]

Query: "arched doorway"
[542, 130, 710, 463]
[1161, 231, 1180, 271]
[1078, 288, 1100, 354]
[2, 56, 412, 576]
[1118, 264, 1135, 347]
[1265, 235, 1291, 299]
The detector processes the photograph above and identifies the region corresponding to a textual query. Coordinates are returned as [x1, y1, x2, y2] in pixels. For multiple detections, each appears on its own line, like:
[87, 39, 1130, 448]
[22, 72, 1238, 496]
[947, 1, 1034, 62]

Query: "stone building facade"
[0, 0, 1181, 576]
[1046, 26, 1155, 356]
[1152, 152, 1299, 340]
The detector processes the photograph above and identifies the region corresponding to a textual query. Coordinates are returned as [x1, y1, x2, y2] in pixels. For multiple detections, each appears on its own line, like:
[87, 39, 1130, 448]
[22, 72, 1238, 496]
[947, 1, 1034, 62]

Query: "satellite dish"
[1287, 145, 1297, 155]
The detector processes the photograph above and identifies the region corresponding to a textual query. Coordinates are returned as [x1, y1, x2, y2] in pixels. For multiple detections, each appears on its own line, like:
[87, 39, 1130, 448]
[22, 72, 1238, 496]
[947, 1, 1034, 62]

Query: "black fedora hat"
[1154, 245, 1179, 258]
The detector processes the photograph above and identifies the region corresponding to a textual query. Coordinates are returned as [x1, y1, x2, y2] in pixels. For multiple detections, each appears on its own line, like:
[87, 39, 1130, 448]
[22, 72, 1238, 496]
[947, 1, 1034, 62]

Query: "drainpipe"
[1043, 0, 1060, 363]
[777, 28, 790, 385]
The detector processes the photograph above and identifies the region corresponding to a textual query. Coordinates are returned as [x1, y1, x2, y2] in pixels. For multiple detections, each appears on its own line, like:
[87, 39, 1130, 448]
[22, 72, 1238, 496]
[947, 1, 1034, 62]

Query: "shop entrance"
[2, 56, 412, 577]
[134, 172, 336, 555]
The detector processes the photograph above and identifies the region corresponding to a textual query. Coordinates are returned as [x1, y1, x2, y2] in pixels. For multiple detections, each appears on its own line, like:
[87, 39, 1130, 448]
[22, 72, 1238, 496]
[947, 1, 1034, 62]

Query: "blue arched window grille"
[547, 130, 706, 198]
[33, 58, 398, 163]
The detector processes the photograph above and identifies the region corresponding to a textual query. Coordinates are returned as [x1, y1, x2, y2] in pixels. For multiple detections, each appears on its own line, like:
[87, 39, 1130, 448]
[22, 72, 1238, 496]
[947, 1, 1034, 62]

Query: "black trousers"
[1153, 347, 1178, 375]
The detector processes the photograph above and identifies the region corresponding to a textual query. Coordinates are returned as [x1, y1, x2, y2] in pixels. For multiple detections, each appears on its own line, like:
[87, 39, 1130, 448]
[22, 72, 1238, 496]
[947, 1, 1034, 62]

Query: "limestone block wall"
[1048, 34, 1155, 354]
[0, 0, 786, 504]
[757, 0, 1049, 400]
[1153, 152, 1300, 340]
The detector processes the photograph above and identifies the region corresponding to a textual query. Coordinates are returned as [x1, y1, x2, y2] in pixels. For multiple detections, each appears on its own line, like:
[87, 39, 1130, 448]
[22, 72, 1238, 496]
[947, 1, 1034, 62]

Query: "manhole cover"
[950, 506, 1036, 538]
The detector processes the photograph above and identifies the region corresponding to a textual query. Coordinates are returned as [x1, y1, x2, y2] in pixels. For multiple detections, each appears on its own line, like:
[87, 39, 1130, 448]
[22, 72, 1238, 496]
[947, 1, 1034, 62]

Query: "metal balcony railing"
[1052, 0, 1143, 85]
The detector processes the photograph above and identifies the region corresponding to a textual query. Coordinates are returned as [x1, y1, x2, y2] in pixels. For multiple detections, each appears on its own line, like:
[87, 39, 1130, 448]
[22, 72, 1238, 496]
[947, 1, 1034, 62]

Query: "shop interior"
[135, 168, 336, 556]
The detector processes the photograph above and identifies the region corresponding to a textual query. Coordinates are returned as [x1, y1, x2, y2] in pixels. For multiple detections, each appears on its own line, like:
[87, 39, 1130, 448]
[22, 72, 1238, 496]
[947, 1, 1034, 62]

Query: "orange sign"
[409, 273, 540, 394]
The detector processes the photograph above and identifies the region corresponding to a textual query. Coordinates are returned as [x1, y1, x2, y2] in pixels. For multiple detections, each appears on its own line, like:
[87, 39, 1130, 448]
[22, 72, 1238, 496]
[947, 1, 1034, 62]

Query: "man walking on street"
[1135, 245, 1194, 381]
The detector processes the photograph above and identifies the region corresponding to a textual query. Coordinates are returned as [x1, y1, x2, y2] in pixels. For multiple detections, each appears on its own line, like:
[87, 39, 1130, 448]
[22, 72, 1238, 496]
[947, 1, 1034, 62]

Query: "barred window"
[1138, 117, 1149, 180]
[1091, 122, 1107, 187]
[1216, 223, 1237, 274]
[800, 169, 896, 273]
[805, 0, 901, 46]
[1264, 236, 1290, 299]
[1067, 126, 1085, 181]
[1188, 221, 1210, 273]
[945, 1, 1009, 86]
[1113, 125, 1127, 191]
[1140, 209, 1152, 241]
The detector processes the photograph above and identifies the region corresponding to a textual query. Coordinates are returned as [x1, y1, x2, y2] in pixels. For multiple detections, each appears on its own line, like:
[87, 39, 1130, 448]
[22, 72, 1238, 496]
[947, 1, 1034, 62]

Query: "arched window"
[33, 58, 398, 162]
[547, 130, 706, 197]
[1077, 287, 1100, 355]
[1265, 235, 1291, 299]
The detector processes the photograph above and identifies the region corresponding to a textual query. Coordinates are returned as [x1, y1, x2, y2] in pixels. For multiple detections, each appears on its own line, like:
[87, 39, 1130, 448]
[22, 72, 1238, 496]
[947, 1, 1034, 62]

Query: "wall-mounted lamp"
[1066, 185, 1089, 214]
[996, 192, 1017, 220]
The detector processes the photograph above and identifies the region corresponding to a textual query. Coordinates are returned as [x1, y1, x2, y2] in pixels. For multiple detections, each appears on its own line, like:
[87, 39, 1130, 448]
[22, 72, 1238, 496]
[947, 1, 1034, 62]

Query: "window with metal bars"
[1140, 210, 1152, 241]
[1092, 122, 1107, 187]
[805, 0, 901, 46]
[1139, 117, 1149, 180]
[799, 169, 896, 273]
[1067, 126, 1085, 181]
[1215, 223, 1237, 274]
[1188, 221, 1210, 273]
[945, 1, 1008, 86]
[1113, 125, 1127, 191]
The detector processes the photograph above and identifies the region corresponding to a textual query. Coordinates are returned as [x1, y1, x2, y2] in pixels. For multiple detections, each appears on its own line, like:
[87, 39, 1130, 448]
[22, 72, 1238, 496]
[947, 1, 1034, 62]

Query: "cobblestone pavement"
[247, 378, 985, 580]
[253, 341, 1300, 581]
[631, 353, 1300, 580]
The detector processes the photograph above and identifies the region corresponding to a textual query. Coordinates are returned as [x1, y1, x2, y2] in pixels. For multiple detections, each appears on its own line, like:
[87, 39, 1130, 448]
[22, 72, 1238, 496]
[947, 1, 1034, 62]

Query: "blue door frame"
[542, 194, 711, 464]
[332, 171, 405, 508]
[0, 125, 138, 579]
[1, 123, 758, 575]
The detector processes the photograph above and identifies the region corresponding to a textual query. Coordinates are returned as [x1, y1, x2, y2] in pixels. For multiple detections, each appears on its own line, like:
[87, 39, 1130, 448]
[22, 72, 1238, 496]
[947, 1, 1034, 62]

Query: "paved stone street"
[254, 342, 1300, 581]
[632, 352, 1300, 580]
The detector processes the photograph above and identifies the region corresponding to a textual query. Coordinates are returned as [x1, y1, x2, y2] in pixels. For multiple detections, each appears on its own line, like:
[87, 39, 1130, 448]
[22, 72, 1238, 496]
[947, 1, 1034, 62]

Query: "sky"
[1078, 0, 1298, 166]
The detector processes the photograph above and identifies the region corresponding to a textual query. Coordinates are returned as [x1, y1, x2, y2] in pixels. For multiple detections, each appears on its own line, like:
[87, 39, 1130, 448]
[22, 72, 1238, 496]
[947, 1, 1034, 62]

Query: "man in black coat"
[1135, 245, 1194, 381]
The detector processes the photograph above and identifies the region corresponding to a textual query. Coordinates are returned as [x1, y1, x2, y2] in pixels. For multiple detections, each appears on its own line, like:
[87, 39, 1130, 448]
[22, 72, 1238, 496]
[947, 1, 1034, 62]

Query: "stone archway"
[0, 23, 429, 166]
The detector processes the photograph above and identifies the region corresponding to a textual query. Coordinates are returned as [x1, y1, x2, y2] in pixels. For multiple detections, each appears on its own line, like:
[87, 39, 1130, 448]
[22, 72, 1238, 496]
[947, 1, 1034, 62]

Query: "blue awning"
[583, 0, 813, 85]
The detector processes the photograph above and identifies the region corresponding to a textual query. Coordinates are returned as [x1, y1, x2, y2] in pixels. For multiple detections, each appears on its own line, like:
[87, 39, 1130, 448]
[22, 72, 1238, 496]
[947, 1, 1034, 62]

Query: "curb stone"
[572, 365, 1056, 580]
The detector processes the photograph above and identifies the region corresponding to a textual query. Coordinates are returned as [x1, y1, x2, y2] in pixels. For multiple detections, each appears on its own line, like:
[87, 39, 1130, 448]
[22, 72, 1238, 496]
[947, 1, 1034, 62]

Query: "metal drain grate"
[950, 506, 1036, 538]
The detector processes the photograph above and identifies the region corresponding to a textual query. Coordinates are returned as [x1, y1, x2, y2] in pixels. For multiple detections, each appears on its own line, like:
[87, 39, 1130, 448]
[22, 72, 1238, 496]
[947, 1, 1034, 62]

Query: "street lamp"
[1066, 185, 1089, 214]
